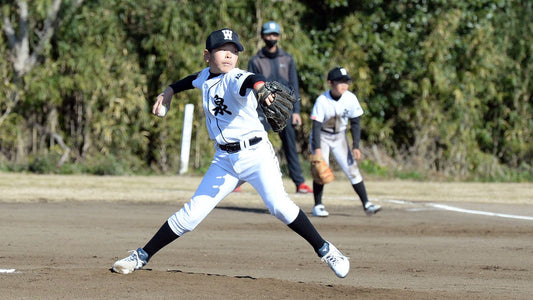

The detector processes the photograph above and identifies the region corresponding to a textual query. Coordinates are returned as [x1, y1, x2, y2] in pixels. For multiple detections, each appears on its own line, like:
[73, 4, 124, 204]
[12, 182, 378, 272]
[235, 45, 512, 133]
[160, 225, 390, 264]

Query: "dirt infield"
[1, 173, 532, 299]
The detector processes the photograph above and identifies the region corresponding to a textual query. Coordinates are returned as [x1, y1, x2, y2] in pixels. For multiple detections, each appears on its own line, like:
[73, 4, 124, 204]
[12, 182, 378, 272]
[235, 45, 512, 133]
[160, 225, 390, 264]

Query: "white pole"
[179, 104, 194, 174]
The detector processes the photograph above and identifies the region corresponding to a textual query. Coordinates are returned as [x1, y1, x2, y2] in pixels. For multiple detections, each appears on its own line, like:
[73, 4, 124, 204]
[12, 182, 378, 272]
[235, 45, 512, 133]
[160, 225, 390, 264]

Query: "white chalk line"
[382, 199, 533, 221]
[0, 269, 16, 273]
[428, 203, 533, 221]
[298, 195, 533, 221]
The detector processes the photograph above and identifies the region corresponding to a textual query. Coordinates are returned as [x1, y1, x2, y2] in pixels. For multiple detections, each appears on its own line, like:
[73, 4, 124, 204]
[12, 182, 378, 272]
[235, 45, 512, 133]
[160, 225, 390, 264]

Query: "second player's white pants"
[318, 131, 363, 185]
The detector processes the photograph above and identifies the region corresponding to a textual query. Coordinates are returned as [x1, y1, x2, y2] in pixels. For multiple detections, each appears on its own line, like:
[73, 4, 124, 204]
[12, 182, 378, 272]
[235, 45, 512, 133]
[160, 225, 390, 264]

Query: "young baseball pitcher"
[310, 67, 382, 217]
[112, 28, 349, 278]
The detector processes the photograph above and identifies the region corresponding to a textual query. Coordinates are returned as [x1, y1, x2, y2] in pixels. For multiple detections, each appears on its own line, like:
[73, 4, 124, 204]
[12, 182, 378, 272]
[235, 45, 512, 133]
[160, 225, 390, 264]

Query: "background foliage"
[1, 0, 531, 181]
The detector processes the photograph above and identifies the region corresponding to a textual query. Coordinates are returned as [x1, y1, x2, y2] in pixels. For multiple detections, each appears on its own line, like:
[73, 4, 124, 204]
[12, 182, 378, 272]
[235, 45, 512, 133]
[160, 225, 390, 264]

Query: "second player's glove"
[310, 154, 335, 185]
[256, 81, 297, 132]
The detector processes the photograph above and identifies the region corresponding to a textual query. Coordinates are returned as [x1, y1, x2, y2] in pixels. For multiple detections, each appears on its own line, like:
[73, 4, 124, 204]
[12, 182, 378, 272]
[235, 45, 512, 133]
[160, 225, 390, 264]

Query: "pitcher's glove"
[310, 154, 335, 185]
[256, 81, 297, 132]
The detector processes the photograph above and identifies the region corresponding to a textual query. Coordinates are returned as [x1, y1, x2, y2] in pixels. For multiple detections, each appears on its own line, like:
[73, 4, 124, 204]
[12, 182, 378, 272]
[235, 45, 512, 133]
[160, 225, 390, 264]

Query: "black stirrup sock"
[142, 221, 179, 258]
[313, 181, 324, 206]
[352, 181, 369, 207]
[287, 209, 326, 255]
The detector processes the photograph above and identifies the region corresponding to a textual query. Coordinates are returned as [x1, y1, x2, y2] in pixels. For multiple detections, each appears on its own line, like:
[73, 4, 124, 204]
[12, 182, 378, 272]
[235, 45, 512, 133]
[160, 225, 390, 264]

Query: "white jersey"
[193, 67, 266, 145]
[310, 90, 363, 133]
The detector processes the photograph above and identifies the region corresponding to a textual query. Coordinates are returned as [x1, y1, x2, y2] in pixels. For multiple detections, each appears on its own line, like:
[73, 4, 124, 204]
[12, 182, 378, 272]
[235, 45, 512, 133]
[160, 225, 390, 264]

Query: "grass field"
[2, 172, 532, 204]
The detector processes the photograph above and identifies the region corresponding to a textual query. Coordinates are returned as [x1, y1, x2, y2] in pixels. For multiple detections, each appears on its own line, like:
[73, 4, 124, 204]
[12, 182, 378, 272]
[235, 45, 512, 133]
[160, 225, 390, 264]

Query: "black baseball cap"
[327, 67, 353, 82]
[206, 28, 244, 52]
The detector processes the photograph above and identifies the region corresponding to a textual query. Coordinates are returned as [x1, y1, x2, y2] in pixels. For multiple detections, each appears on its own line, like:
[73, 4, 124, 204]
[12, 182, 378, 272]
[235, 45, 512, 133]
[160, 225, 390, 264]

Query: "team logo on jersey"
[222, 29, 233, 40]
[213, 95, 232, 116]
[342, 109, 350, 118]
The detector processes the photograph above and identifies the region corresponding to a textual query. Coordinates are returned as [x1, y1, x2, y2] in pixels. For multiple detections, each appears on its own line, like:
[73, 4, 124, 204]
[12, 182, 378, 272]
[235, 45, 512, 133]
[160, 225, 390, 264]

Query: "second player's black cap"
[206, 28, 244, 52]
[327, 67, 353, 82]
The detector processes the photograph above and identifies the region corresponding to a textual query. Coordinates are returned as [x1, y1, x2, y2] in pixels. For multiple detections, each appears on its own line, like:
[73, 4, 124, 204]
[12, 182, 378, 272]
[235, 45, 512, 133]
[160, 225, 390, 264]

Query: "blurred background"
[0, 0, 531, 181]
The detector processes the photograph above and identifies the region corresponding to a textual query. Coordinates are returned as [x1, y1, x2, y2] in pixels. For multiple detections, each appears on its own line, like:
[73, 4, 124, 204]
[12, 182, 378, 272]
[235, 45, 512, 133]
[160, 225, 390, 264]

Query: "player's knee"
[167, 213, 192, 236]
[269, 202, 300, 225]
[167, 202, 209, 235]
[350, 176, 363, 185]
[348, 168, 363, 184]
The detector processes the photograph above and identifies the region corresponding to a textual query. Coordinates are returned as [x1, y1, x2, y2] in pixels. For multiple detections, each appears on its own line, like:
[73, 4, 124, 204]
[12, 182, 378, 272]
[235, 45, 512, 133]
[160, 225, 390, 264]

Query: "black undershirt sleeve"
[168, 72, 266, 97]
[169, 73, 197, 93]
[311, 120, 322, 150]
[350, 117, 361, 149]
[240, 74, 267, 96]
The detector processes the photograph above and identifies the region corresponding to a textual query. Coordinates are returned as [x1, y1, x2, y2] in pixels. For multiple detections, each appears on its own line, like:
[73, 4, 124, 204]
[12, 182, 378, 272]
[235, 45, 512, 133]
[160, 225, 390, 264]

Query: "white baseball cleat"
[112, 248, 149, 274]
[319, 242, 350, 278]
[312, 204, 329, 217]
[364, 202, 382, 216]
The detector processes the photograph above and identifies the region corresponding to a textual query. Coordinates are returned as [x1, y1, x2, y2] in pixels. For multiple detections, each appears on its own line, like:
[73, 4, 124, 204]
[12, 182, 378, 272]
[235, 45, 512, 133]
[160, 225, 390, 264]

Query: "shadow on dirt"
[216, 206, 269, 214]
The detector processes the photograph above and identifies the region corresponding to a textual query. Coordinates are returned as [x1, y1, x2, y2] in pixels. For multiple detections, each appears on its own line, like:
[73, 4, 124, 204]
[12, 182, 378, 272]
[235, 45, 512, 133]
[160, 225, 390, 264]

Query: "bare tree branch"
[31, 0, 62, 65]
[12, 0, 31, 77]
[0, 89, 21, 127]
[1, 12, 16, 48]
[34, 124, 71, 168]
[2, 0, 87, 78]
[0, 0, 85, 126]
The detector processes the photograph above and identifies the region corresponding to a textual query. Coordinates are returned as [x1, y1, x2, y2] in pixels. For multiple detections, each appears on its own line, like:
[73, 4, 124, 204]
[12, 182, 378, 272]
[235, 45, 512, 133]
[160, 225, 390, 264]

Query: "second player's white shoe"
[364, 202, 382, 216]
[312, 204, 329, 217]
[319, 241, 350, 278]
[112, 248, 149, 274]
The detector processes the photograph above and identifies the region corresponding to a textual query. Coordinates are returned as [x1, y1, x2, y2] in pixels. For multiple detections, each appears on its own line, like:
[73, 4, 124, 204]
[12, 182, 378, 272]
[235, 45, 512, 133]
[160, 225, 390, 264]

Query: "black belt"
[321, 129, 339, 134]
[219, 137, 262, 153]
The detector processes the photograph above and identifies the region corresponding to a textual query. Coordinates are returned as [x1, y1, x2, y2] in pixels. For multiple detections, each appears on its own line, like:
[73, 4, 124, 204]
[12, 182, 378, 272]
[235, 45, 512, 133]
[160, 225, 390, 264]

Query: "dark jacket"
[248, 47, 301, 114]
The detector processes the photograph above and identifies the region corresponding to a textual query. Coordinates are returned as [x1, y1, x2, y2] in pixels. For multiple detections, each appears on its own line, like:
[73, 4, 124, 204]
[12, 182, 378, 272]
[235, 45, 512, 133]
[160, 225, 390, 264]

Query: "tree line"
[1, 0, 531, 181]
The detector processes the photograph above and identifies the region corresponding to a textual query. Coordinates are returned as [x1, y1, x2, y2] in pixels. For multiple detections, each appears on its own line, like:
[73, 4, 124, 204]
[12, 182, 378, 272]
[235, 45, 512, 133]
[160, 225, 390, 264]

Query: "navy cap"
[206, 28, 244, 52]
[262, 21, 281, 35]
[327, 67, 353, 82]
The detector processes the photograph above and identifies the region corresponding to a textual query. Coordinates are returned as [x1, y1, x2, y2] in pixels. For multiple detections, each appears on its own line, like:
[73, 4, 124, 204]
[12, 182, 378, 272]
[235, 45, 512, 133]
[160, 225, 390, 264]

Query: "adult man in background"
[248, 21, 313, 194]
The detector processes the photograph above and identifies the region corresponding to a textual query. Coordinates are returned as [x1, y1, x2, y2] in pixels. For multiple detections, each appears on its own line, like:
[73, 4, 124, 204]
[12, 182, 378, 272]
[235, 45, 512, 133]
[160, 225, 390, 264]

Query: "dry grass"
[1, 172, 532, 205]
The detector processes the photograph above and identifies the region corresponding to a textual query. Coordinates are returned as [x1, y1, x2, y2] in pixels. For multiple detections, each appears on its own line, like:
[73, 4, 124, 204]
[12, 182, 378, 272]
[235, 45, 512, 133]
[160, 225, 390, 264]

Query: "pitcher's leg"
[167, 163, 238, 236]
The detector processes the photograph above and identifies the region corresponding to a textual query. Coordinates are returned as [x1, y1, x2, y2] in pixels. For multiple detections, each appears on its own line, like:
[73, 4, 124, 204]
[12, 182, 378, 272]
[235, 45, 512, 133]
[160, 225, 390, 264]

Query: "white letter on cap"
[222, 29, 233, 40]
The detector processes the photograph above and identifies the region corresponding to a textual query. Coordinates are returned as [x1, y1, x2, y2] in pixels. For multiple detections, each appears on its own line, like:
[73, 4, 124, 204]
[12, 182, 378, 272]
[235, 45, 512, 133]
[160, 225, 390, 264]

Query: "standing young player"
[111, 29, 349, 278]
[310, 67, 381, 217]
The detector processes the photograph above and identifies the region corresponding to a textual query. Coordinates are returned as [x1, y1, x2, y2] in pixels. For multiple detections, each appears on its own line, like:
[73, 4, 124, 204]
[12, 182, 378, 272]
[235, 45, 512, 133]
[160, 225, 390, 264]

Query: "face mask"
[264, 39, 278, 48]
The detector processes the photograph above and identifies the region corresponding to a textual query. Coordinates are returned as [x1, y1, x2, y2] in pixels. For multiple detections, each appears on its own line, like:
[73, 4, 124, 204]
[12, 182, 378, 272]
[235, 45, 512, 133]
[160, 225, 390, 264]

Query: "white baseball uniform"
[112, 29, 350, 278]
[310, 90, 364, 184]
[167, 67, 300, 236]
